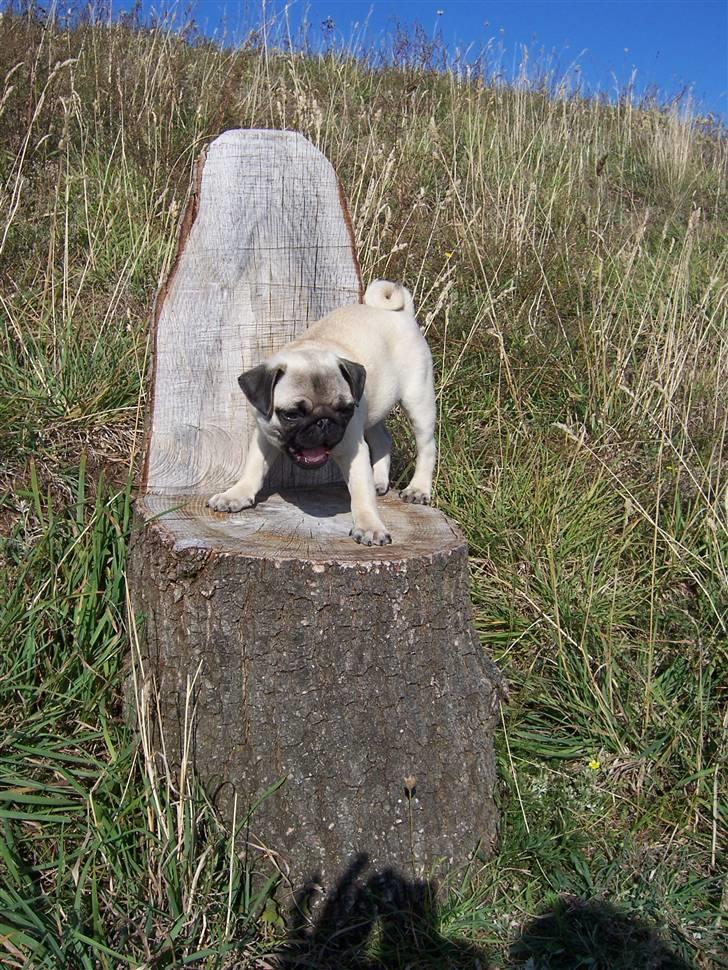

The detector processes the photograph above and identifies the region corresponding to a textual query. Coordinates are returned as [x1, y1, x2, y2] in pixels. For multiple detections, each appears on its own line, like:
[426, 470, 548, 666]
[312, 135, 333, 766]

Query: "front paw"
[350, 526, 392, 546]
[208, 491, 255, 513]
[400, 487, 430, 505]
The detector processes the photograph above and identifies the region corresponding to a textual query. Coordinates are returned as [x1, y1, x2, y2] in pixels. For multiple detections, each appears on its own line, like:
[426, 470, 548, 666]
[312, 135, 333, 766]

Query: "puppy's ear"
[338, 357, 367, 403]
[238, 364, 285, 418]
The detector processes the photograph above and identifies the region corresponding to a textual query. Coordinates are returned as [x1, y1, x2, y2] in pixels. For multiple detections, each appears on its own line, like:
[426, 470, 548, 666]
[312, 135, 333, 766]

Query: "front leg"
[334, 436, 392, 546]
[208, 429, 280, 512]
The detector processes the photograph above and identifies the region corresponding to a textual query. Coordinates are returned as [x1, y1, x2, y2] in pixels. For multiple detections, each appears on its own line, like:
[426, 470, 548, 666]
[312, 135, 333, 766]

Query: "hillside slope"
[0, 8, 726, 968]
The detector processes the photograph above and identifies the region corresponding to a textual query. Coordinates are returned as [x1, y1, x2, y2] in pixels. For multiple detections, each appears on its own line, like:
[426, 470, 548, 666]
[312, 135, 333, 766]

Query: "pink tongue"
[300, 447, 329, 463]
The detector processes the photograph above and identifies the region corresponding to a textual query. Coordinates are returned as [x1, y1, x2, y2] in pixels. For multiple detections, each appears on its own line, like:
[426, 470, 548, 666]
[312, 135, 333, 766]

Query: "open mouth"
[287, 445, 331, 469]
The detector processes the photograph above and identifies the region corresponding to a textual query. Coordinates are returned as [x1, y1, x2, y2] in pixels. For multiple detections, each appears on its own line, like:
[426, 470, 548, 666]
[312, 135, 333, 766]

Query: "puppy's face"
[239, 350, 366, 470]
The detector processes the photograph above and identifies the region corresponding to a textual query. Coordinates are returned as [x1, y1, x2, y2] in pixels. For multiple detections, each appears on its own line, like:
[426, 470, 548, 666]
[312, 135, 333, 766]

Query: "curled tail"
[364, 280, 415, 316]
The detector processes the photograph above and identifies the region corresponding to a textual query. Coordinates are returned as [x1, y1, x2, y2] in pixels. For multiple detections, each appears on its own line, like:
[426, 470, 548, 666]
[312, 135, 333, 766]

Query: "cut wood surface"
[130, 129, 503, 894]
[137, 489, 464, 560]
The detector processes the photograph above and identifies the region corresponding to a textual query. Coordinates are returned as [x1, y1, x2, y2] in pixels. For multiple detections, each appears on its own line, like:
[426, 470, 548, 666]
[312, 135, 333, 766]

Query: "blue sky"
[115, 1, 727, 119]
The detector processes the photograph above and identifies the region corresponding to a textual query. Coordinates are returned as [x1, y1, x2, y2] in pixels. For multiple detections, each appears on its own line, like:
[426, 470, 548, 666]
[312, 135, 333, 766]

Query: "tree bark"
[128, 489, 503, 890]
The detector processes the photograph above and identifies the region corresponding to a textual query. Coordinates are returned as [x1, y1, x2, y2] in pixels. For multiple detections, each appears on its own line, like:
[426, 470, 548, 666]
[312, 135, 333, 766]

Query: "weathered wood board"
[143, 129, 361, 497]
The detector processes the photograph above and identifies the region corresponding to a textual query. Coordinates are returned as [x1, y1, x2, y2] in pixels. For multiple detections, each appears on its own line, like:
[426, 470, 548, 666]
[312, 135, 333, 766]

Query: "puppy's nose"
[316, 418, 330, 431]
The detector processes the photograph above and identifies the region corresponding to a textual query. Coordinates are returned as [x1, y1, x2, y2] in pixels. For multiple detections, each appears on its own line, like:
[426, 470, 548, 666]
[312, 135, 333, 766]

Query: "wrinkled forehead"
[273, 350, 351, 407]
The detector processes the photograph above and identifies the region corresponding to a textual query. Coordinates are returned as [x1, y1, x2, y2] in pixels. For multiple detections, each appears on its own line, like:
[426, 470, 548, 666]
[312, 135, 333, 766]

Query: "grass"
[0, 2, 726, 967]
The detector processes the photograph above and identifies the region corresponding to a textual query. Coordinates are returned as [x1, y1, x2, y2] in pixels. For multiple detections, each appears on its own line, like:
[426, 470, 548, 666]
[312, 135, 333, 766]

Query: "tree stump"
[128, 130, 503, 894]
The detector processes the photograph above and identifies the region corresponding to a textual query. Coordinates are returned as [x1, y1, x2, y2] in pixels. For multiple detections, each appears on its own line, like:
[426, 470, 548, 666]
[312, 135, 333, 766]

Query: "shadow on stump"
[273, 852, 488, 968]
[508, 894, 693, 969]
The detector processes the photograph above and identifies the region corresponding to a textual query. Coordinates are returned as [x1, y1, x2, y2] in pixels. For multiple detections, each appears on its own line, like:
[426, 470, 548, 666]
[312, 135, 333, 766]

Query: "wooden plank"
[143, 130, 361, 497]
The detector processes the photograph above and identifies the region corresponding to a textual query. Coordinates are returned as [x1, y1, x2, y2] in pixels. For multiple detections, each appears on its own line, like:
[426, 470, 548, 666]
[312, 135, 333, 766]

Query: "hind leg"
[365, 420, 392, 496]
[399, 371, 437, 505]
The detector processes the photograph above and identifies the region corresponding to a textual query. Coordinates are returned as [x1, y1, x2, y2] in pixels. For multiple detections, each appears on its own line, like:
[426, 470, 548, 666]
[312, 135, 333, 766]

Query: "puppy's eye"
[277, 409, 300, 422]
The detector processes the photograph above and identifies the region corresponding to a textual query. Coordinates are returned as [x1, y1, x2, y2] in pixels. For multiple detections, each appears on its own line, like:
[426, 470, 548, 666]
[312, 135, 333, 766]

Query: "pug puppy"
[208, 280, 436, 545]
